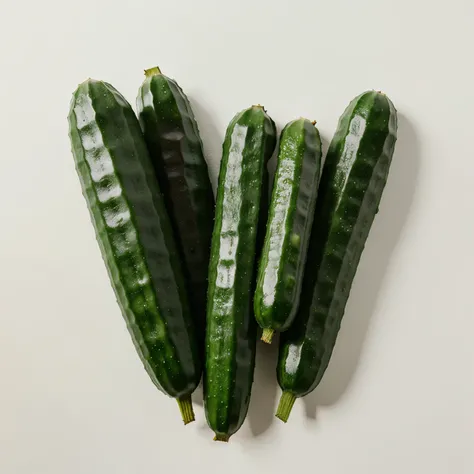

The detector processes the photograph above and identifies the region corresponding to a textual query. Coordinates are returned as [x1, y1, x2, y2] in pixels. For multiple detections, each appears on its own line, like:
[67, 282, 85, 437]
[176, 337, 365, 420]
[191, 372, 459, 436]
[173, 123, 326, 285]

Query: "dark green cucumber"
[254, 118, 322, 344]
[68, 79, 200, 424]
[276, 91, 398, 421]
[204, 106, 277, 441]
[136, 67, 215, 351]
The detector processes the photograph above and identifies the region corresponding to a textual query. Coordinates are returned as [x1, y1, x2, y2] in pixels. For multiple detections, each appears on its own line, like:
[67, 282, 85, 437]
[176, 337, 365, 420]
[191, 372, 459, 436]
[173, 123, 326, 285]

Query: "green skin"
[254, 119, 322, 340]
[69, 80, 201, 405]
[137, 68, 215, 352]
[277, 91, 398, 407]
[204, 106, 277, 441]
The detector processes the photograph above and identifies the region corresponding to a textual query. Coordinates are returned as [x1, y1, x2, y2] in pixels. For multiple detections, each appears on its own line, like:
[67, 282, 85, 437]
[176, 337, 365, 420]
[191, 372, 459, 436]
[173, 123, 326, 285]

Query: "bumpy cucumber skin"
[68, 79, 200, 400]
[137, 70, 215, 351]
[204, 106, 277, 440]
[278, 91, 398, 398]
[255, 119, 322, 336]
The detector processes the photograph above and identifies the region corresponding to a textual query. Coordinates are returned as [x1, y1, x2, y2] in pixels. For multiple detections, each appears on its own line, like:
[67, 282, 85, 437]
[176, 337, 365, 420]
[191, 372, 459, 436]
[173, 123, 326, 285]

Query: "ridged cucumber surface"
[276, 91, 398, 422]
[137, 67, 215, 350]
[254, 118, 322, 343]
[68, 79, 200, 424]
[204, 105, 277, 441]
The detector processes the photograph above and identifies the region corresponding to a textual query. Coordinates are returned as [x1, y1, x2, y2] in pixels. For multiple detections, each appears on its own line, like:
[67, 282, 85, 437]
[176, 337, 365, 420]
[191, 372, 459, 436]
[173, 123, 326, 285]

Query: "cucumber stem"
[276, 391, 296, 423]
[261, 328, 274, 344]
[213, 433, 230, 442]
[177, 395, 195, 425]
[144, 66, 162, 77]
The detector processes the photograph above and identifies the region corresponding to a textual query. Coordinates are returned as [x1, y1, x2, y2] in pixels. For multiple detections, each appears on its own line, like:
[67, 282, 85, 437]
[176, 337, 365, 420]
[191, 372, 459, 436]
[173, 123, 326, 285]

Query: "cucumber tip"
[261, 328, 274, 344]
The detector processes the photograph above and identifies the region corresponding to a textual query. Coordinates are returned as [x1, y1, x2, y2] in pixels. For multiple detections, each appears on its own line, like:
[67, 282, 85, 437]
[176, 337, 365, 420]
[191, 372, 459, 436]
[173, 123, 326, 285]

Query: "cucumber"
[204, 105, 277, 441]
[137, 67, 215, 350]
[276, 91, 398, 422]
[68, 79, 200, 424]
[254, 118, 322, 344]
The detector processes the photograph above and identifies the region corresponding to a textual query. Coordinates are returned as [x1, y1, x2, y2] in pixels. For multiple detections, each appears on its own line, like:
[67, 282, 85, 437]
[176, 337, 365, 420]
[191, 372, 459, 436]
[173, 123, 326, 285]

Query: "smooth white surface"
[1, 0, 473, 472]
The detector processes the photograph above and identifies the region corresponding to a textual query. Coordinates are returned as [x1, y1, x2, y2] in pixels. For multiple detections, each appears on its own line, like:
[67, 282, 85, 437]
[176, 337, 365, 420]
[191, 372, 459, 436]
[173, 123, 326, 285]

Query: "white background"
[1, 0, 473, 472]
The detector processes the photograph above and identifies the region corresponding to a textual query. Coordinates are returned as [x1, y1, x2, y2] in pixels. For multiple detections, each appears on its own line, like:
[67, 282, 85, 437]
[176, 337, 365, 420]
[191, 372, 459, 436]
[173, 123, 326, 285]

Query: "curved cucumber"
[137, 67, 215, 351]
[68, 79, 200, 424]
[204, 106, 277, 441]
[254, 118, 322, 343]
[276, 91, 398, 421]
